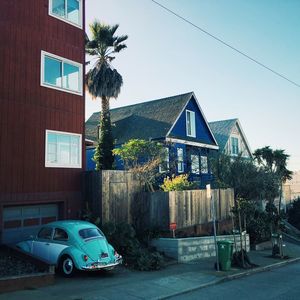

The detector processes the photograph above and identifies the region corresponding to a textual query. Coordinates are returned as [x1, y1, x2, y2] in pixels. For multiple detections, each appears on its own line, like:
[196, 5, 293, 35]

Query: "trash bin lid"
[217, 240, 234, 245]
[271, 233, 279, 238]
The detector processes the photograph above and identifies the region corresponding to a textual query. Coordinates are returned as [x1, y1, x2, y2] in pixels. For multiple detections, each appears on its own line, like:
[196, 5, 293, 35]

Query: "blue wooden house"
[85, 92, 219, 187]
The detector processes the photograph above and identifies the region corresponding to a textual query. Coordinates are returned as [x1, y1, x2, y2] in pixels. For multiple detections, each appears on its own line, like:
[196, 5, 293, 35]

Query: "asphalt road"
[170, 261, 300, 300]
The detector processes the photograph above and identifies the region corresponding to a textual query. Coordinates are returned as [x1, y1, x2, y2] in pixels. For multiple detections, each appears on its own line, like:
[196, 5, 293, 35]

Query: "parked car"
[16, 220, 122, 277]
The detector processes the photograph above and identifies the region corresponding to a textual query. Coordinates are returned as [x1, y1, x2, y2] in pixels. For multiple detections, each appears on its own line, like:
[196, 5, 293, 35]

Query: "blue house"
[85, 92, 219, 187]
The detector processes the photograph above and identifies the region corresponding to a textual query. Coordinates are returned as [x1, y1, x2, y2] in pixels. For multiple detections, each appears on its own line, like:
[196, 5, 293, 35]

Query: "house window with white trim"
[41, 51, 82, 95]
[159, 147, 169, 173]
[177, 148, 184, 173]
[45, 130, 82, 168]
[200, 156, 208, 173]
[186, 110, 196, 137]
[191, 154, 199, 174]
[49, 0, 82, 28]
[231, 137, 239, 155]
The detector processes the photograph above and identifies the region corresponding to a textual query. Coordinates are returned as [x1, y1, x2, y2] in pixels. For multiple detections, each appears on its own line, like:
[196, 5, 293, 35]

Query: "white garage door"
[2, 204, 58, 244]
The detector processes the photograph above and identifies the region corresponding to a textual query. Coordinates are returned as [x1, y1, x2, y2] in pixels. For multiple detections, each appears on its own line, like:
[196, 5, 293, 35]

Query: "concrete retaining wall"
[151, 234, 250, 262]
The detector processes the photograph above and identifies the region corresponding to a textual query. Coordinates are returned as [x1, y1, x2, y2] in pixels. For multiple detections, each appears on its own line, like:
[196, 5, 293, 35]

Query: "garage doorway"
[2, 204, 58, 244]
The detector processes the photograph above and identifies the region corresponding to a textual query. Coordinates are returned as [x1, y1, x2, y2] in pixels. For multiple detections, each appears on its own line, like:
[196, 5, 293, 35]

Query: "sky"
[85, 0, 300, 171]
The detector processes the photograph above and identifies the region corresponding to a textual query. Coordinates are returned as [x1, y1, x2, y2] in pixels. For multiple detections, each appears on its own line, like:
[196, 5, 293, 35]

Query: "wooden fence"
[84, 171, 234, 230]
[141, 189, 234, 230]
[84, 170, 141, 225]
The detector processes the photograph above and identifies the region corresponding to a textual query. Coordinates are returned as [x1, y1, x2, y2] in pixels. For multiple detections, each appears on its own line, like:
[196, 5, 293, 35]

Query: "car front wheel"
[59, 255, 76, 277]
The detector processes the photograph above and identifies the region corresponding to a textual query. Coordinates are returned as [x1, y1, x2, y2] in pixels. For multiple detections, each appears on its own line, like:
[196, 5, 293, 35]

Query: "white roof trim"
[166, 137, 219, 150]
[235, 119, 253, 158]
[166, 92, 219, 147]
[85, 138, 95, 143]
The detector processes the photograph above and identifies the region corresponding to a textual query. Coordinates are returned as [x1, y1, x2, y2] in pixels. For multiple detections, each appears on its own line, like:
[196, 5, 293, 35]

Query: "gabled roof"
[208, 119, 238, 152]
[208, 118, 252, 157]
[86, 92, 201, 144]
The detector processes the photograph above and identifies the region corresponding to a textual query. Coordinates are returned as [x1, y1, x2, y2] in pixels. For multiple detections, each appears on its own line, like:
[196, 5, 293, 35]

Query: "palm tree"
[85, 21, 128, 170]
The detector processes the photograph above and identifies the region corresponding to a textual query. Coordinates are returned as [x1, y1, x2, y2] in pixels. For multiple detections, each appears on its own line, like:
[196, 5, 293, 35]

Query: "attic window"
[231, 137, 239, 155]
[186, 110, 196, 137]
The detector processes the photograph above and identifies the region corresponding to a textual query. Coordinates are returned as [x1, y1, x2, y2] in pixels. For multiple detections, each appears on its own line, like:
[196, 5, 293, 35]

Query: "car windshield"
[79, 228, 103, 240]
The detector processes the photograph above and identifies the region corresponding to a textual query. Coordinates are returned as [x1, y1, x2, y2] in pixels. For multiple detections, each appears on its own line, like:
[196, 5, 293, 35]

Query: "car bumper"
[81, 258, 123, 271]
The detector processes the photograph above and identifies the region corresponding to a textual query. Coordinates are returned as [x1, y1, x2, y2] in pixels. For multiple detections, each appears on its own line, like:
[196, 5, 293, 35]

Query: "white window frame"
[159, 147, 170, 173]
[231, 136, 239, 156]
[49, 0, 83, 29]
[41, 51, 83, 96]
[45, 129, 82, 168]
[191, 154, 200, 175]
[186, 110, 196, 138]
[177, 148, 184, 173]
[200, 156, 208, 174]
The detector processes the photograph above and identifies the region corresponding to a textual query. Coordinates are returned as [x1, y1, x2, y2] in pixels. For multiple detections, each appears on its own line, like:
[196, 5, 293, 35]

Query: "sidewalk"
[1, 241, 300, 300]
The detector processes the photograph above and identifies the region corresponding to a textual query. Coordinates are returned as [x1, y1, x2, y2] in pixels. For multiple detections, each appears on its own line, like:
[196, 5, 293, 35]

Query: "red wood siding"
[0, 0, 85, 222]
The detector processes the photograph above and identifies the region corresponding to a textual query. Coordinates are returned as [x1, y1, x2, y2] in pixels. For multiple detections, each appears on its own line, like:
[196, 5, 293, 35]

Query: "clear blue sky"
[85, 0, 300, 171]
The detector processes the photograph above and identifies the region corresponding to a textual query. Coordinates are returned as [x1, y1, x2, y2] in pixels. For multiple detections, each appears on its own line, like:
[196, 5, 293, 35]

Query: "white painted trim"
[177, 148, 184, 173]
[48, 0, 83, 29]
[230, 135, 239, 156]
[45, 129, 82, 168]
[166, 92, 219, 147]
[166, 137, 219, 150]
[191, 154, 200, 175]
[200, 155, 208, 174]
[191, 93, 219, 146]
[41, 50, 83, 96]
[235, 119, 253, 158]
[159, 147, 170, 173]
[186, 110, 196, 138]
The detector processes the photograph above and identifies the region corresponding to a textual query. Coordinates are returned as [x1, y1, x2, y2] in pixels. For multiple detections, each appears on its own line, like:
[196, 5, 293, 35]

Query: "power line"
[151, 0, 300, 89]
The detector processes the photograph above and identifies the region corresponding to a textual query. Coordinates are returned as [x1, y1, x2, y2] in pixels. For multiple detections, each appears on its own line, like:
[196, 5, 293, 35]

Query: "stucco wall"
[151, 234, 250, 262]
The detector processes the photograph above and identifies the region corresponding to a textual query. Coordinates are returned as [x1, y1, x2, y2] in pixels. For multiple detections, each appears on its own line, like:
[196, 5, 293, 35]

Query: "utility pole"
[207, 184, 219, 271]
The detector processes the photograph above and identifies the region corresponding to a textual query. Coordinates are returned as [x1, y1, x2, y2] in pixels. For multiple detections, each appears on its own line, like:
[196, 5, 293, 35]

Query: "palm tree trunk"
[94, 95, 114, 170]
[101, 96, 110, 121]
[278, 181, 283, 213]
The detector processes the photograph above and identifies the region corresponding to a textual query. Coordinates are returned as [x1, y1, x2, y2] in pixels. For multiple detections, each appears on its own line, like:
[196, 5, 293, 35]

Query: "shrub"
[246, 210, 270, 244]
[101, 222, 164, 271]
[160, 174, 196, 191]
[287, 197, 300, 230]
[232, 199, 271, 244]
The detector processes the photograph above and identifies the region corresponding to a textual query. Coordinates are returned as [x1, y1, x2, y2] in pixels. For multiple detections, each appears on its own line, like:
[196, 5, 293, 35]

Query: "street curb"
[157, 257, 300, 300]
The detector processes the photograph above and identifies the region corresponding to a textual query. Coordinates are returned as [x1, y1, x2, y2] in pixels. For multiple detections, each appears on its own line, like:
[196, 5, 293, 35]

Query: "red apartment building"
[0, 0, 85, 243]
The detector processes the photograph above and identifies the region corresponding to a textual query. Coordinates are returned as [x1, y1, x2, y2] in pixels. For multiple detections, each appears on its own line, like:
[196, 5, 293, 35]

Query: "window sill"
[41, 82, 83, 96]
[45, 164, 82, 169]
[49, 13, 83, 29]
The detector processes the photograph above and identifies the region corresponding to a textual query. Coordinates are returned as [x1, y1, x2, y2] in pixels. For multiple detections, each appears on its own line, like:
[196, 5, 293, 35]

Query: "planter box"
[151, 234, 250, 262]
[0, 246, 55, 294]
[0, 269, 55, 294]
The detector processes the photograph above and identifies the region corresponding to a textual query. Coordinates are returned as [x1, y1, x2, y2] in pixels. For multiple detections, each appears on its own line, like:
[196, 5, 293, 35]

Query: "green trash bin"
[217, 240, 233, 271]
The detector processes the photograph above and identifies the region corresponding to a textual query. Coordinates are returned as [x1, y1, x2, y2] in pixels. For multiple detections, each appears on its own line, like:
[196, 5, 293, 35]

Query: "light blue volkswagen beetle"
[16, 220, 122, 277]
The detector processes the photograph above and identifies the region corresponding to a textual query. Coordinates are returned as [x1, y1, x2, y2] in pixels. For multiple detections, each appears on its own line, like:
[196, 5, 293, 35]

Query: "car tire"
[59, 255, 76, 277]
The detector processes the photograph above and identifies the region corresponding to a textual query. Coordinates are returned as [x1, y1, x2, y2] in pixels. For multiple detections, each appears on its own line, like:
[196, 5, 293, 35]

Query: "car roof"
[45, 220, 98, 231]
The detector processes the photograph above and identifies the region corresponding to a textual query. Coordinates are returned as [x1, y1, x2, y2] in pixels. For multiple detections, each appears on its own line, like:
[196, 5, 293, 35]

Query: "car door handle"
[45, 243, 50, 245]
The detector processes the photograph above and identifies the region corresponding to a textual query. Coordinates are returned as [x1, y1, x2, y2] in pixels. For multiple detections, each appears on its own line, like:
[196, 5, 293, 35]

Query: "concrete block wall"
[151, 234, 250, 263]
